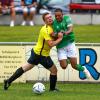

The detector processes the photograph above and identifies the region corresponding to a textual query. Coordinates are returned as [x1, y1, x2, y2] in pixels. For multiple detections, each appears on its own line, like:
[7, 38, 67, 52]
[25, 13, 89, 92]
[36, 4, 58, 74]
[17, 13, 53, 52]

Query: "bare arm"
[21, 0, 25, 6]
[9, 1, 15, 9]
[64, 26, 73, 35]
[0, 2, 2, 13]
[28, 1, 37, 8]
[32, 2, 37, 7]
[0, 2, 1, 9]
[47, 32, 63, 47]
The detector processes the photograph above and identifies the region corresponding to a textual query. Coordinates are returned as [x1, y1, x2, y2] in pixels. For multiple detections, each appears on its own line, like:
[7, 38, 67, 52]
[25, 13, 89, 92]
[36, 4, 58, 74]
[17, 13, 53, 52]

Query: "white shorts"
[57, 42, 77, 60]
[2, 9, 10, 14]
[23, 7, 36, 12]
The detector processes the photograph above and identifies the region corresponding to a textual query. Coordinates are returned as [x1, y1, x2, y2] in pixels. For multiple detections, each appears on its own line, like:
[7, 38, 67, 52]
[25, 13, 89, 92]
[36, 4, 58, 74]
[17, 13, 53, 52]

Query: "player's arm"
[0, 1, 1, 7]
[47, 32, 63, 47]
[32, 0, 37, 7]
[0, 2, 2, 14]
[9, 0, 15, 9]
[21, 0, 25, 7]
[50, 32, 58, 40]
[64, 25, 73, 35]
[0, 1, 2, 9]
[28, 0, 37, 8]
[64, 16, 73, 35]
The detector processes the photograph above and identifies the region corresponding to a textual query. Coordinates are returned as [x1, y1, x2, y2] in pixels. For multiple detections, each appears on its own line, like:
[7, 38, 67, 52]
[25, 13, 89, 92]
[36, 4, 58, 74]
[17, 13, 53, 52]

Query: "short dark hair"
[42, 12, 50, 21]
[54, 8, 63, 13]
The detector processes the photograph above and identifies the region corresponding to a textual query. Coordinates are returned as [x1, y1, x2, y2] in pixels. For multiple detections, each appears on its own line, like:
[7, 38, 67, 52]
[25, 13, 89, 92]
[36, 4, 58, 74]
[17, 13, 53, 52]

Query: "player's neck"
[46, 24, 52, 27]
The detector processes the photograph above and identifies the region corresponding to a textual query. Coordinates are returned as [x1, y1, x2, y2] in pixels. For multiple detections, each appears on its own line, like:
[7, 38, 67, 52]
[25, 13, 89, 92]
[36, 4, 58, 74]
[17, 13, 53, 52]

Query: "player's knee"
[61, 67, 66, 70]
[22, 63, 33, 72]
[30, 7, 36, 12]
[61, 65, 67, 70]
[51, 68, 57, 74]
[71, 65, 77, 70]
[60, 62, 68, 70]
[53, 69, 57, 74]
[23, 8, 28, 12]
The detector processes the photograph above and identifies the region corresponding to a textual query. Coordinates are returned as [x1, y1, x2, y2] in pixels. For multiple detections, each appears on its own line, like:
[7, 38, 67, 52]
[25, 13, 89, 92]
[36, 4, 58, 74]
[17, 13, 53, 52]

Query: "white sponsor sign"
[0, 46, 26, 83]
[0, 44, 100, 83]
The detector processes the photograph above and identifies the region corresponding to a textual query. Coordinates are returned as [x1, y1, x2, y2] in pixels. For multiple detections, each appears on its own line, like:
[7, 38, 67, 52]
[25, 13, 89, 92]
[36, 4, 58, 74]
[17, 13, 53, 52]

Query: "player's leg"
[21, 7, 28, 26]
[10, 2, 15, 27]
[59, 59, 68, 69]
[69, 57, 91, 78]
[10, 7, 15, 27]
[40, 56, 58, 91]
[0, 3, 2, 14]
[4, 63, 34, 90]
[69, 57, 82, 70]
[4, 49, 37, 90]
[68, 42, 91, 78]
[57, 47, 68, 69]
[49, 65, 58, 91]
[29, 7, 36, 26]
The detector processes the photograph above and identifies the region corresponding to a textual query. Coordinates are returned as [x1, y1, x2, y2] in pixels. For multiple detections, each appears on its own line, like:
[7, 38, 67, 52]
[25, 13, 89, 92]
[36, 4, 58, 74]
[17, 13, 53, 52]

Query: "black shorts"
[27, 49, 54, 69]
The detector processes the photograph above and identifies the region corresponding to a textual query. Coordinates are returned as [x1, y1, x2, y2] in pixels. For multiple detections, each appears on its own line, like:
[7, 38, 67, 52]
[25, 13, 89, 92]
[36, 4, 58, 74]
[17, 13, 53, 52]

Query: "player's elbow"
[48, 42, 54, 47]
[48, 40, 55, 47]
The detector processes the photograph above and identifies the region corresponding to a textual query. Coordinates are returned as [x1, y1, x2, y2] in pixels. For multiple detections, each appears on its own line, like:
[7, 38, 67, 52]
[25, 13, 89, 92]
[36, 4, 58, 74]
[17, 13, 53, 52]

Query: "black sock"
[50, 74, 57, 90]
[7, 67, 24, 84]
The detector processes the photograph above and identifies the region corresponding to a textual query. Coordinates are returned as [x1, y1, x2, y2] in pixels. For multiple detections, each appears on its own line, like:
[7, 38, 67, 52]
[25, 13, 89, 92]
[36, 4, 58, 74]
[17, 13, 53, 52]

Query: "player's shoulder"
[53, 19, 58, 24]
[63, 15, 72, 22]
[64, 15, 71, 19]
[40, 25, 46, 30]
[40, 25, 47, 34]
[40, 25, 53, 32]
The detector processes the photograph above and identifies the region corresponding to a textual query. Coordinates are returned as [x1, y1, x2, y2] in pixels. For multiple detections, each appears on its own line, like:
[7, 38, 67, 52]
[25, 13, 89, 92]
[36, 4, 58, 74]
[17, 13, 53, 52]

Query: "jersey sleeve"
[65, 16, 73, 27]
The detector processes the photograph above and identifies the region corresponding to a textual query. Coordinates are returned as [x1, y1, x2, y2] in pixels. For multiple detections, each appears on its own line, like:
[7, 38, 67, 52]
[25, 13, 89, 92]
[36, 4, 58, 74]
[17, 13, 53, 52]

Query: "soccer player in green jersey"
[4, 12, 63, 91]
[52, 8, 91, 79]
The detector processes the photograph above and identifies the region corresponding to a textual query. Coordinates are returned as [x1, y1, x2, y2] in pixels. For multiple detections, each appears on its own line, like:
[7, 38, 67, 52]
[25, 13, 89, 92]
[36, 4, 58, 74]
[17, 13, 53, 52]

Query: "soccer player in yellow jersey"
[4, 13, 63, 91]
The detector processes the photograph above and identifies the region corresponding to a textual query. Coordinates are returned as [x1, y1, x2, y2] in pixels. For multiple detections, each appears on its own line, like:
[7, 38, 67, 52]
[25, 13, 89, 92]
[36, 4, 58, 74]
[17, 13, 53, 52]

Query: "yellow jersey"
[33, 25, 53, 56]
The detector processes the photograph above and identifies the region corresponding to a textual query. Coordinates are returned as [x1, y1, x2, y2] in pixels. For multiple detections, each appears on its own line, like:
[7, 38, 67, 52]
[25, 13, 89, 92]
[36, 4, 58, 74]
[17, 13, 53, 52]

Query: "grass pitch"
[0, 25, 100, 42]
[0, 83, 100, 100]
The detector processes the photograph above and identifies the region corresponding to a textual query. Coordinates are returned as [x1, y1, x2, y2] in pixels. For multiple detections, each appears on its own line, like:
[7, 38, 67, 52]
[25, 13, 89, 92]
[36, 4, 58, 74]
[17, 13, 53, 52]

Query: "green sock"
[76, 64, 84, 71]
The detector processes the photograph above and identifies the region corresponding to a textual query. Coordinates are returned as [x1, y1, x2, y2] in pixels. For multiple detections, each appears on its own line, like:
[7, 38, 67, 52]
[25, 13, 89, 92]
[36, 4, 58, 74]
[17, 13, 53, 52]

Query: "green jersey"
[53, 16, 75, 49]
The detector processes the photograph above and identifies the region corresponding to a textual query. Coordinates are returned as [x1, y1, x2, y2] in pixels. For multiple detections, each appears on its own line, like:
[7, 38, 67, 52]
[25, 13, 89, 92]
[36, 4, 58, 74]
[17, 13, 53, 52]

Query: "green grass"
[74, 25, 100, 43]
[0, 25, 100, 42]
[0, 83, 100, 100]
[0, 25, 42, 42]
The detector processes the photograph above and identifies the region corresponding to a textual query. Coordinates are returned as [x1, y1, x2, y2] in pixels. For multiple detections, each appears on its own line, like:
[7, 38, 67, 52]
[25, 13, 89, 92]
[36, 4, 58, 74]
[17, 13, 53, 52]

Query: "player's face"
[44, 14, 53, 25]
[55, 11, 63, 22]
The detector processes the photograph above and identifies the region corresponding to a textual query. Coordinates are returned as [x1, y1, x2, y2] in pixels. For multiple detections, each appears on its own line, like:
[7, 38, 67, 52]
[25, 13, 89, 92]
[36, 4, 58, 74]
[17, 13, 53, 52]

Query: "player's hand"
[64, 31, 69, 35]
[58, 32, 63, 39]
[50, 32, 58, 40]
[9, 6, 14, 9]
[50, 32, 56, 37]
[28, 4, 33, 8]
[2, 5, 10, 10]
